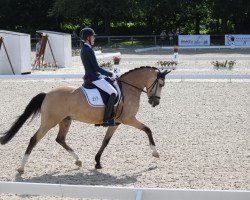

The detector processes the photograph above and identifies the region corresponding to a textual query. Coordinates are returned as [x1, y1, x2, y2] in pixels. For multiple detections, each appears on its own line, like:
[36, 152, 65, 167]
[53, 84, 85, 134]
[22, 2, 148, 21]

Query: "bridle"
[118, 72, 165, 102]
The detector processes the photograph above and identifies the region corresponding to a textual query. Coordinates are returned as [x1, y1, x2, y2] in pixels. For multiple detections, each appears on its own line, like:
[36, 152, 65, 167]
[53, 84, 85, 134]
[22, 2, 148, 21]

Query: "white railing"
[0, 181, 249, 200]
[135, 45, 250, 53]
[0, 74, 250, 81]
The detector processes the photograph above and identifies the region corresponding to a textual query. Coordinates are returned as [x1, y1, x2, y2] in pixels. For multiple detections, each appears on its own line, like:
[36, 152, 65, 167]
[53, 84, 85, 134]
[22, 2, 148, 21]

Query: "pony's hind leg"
[56, 117, 82, 167]
[17, 126, 50, 174]
[123, 117, 159, 158]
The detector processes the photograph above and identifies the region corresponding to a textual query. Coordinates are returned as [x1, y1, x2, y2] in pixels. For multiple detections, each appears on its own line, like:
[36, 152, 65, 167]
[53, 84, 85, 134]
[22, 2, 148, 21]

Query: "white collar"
[84, 42, 91, 48]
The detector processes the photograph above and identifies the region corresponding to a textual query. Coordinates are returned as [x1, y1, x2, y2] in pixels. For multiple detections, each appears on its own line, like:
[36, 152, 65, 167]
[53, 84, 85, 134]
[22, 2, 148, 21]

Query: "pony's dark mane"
[120, 66, 159, 78]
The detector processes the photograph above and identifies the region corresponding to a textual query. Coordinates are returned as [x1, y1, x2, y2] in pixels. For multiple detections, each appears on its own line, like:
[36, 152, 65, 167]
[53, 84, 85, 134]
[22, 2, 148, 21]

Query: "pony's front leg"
[95, 126, 119, 169]
[123, 117, 159, 158]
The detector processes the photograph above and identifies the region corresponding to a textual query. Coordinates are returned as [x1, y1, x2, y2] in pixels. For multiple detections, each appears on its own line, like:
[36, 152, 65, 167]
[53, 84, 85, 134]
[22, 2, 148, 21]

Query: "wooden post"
[39, 35, 57, 68]
[0, 37, 15, 74]
[0, 37, 2, 50]
[39, 35, 48, 67]
[47, 38, 57, 67]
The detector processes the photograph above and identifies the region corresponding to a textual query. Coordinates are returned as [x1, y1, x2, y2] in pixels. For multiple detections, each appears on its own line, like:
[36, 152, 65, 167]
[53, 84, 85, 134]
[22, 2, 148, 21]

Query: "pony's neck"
[120, 67, 156, 91]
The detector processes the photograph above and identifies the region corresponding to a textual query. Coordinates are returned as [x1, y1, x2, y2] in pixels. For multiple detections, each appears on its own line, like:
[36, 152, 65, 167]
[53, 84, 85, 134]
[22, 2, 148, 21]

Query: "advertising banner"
[178, 35, 210, 46]
[225, 35, 250, 46]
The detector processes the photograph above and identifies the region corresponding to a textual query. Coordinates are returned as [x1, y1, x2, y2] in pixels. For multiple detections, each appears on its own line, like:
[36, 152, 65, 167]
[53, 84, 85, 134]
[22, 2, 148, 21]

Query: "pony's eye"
[159, 82, 165, 87]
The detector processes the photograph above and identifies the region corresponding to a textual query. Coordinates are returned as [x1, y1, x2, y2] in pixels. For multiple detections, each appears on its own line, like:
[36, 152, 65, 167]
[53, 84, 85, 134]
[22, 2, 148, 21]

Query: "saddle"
[80, 77, 121, 107]
[81, 77, 122, 127]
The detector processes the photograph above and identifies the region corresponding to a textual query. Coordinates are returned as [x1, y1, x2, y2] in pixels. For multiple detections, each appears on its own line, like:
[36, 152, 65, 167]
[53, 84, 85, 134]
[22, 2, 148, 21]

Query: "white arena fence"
[0, 181, 249, 200]
[0, 74, 250, 82]
[135, 45, 250, 53]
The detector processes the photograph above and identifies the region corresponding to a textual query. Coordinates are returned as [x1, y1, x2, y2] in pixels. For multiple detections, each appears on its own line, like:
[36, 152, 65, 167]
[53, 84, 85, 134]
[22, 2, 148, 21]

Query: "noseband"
[147, 73, 165, 102]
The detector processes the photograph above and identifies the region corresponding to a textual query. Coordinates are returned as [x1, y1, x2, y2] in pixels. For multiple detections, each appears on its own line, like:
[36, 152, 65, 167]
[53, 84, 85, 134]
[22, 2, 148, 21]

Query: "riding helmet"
[80, 28, 96, 40]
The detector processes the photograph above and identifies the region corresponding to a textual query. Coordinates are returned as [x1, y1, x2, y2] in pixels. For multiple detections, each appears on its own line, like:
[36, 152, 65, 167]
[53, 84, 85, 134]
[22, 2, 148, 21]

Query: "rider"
[80, 27, 118, 126]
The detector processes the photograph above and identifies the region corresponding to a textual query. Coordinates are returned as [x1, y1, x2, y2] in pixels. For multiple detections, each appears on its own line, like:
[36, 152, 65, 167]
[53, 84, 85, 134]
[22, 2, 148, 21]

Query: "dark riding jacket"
[81, 43, 112, 81]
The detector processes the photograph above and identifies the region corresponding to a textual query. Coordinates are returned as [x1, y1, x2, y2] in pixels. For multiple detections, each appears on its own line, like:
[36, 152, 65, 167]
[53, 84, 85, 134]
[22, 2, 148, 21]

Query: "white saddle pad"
[80, 80, 121, 107]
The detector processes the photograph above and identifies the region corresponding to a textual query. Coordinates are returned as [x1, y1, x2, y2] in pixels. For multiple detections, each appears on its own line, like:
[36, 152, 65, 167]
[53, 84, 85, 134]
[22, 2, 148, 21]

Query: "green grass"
[95, 38, 159, 47]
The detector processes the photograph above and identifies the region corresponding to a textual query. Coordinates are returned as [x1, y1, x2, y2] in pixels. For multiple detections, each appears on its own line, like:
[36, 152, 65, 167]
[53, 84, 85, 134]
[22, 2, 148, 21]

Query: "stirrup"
[102, 119, 116, 127]
[95, 119, 120, 127]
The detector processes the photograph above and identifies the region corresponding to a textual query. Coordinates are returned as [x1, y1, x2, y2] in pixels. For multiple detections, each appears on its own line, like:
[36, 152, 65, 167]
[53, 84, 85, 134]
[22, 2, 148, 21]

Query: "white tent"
[37, 30, 72, 68]
[0, 30, 31, 75]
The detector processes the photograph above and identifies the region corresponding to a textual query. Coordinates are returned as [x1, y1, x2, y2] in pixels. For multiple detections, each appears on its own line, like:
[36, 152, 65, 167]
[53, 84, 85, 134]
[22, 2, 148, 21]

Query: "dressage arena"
[0, 48, 249, 199]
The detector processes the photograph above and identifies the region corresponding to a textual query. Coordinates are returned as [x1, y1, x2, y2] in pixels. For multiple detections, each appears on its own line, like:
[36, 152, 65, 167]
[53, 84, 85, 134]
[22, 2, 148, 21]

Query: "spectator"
[72, 31, 78, 47]
[230, 36, 235, 46]
[33, 38, 42, 68]
[35, 33, 40, 43]
[160, 30, 167, 46]
[175, 28, 180, 45]
[176, 28, 180, 36]
[168, 32, 174, 46]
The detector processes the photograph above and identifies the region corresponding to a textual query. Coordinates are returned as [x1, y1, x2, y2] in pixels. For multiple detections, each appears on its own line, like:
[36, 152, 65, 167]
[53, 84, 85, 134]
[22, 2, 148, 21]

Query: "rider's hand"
[109, 72, 114, 77]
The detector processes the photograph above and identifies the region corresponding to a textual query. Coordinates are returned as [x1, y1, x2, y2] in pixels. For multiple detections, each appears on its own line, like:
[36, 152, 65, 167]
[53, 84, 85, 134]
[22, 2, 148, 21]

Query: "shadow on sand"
[15, 169, 138, 186]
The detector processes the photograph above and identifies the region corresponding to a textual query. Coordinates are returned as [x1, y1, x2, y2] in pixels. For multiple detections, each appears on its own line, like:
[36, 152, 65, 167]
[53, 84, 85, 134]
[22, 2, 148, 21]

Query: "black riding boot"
[102, 93, 117, 127]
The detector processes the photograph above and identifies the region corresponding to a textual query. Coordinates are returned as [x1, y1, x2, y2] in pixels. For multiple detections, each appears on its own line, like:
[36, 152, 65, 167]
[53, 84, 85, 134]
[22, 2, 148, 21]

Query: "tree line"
[0, 0, 249, 36]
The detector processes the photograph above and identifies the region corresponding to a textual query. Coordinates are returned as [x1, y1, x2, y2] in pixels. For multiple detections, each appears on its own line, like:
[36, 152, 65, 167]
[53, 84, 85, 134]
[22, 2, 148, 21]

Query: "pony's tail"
[0, 92, 46, 145]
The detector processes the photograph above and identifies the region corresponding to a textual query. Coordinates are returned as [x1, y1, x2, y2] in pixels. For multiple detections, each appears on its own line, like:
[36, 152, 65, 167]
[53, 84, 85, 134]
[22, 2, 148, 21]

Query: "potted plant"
[156, 60, 177, 69]
[158, 60, 178, 67]
[113, 56, 121, 65]
[99, 61, 112, 69]
[211, 60, 236, 70]
[228, 60, 236, 70]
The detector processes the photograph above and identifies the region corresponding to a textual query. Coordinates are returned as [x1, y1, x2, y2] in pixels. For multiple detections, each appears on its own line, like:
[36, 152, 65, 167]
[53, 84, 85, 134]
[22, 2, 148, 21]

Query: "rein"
[118, 78, 159, 94]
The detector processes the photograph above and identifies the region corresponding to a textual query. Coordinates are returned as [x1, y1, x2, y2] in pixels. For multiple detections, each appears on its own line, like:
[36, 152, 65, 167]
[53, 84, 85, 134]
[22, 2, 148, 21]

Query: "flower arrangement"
[157, 60, 178, 67]
[113, 56, 121, 65]
[211, 60, 236, 70]
[173, 46, 179, 53]
[32, 62, 58, 71]
[72, 49, 80, 56]
[228, 60, 236, 68]
[42, 62, 58, 70]
[94, 46, 102, 51]
[99, 61, 112, 69]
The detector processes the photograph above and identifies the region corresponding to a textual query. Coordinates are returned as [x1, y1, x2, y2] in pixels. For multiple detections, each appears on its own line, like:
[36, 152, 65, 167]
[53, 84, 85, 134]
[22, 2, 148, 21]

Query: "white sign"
[112, 65, 121, 76]
[178, 35, 210, 46]
[225, 35, 250, 46]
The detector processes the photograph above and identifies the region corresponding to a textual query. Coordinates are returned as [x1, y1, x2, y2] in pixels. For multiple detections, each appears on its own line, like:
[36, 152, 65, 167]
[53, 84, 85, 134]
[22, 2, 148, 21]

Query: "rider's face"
[89, 35, 95, 45]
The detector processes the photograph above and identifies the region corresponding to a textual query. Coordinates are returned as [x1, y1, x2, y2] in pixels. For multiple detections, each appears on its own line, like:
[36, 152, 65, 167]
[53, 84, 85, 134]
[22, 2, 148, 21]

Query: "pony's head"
[146, 69, 171, 107]
[119, 66, 172, 107]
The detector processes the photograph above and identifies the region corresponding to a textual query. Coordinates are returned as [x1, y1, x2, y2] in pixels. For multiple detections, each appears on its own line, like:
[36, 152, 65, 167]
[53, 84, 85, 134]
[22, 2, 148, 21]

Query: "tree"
[0, 0, 56, 33]
[178, 0, 211, 34]
[50, 0, 135, 34]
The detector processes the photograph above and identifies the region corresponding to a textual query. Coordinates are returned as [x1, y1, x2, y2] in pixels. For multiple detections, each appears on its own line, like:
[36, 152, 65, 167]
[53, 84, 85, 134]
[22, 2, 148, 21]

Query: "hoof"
[95, 163, 102, 169]
[17, 168, 24, 174]
[152, 152, 160, 158]
[75, 160, 82, 167]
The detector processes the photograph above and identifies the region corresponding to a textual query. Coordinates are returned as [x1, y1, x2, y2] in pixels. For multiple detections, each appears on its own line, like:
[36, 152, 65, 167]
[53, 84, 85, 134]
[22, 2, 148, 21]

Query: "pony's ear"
[158, 69, 171, 79]
[161, 69, 172, 76]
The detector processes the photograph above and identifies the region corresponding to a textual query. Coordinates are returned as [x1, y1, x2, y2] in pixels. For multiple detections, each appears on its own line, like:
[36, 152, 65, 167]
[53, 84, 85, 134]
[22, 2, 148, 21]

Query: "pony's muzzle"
[148, 96, 160, 107]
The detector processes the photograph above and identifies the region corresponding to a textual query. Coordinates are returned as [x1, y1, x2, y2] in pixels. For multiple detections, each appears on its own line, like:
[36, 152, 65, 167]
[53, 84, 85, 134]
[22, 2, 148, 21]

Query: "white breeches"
[92, 79, 118, 96]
